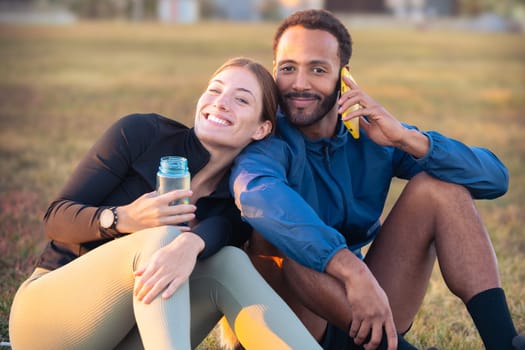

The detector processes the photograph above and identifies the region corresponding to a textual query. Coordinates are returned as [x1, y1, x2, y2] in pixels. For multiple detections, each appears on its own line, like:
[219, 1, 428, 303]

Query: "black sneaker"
[513, 335, 525, 350]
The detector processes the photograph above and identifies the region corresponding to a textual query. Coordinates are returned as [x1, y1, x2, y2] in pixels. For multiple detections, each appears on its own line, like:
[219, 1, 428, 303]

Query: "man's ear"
[252, 120, 273, 141]
[272, 60, 277, 79]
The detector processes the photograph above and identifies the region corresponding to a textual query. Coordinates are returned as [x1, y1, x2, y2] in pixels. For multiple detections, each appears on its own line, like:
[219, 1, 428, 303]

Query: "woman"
[9, 57, 321, 350]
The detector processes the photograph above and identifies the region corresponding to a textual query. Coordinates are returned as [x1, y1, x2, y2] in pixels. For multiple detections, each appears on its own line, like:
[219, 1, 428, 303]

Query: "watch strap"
[100, 206, 121, 239]
[108, 206, 118, 230]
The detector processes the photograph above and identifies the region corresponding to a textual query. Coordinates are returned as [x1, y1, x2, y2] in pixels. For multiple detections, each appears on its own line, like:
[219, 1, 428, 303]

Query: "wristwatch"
[100, 206, 118, 232]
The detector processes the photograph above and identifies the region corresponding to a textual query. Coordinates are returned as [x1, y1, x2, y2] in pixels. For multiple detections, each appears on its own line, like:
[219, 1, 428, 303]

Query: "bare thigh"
[365, 172, 500, 331]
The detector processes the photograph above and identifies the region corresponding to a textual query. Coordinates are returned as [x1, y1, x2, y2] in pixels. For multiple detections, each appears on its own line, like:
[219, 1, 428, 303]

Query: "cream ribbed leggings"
[9, 226, 321, 350]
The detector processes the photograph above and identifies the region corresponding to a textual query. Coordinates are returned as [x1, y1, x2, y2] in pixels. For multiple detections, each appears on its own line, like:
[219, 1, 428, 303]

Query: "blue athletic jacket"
[230, 113, 509, 272]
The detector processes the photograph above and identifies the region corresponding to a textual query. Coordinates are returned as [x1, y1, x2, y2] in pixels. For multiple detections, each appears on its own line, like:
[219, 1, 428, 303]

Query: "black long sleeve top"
[37, 113, 251, 270]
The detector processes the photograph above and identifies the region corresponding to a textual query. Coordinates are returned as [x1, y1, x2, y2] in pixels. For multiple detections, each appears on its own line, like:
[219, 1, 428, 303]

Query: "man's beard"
[280, 84, 340, 128]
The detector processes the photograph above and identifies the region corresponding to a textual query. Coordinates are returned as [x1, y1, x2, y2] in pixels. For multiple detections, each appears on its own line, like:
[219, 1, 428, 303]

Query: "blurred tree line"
[52, 0, 153, 20]
[8, 0, 281, 20]
[461, 0, 525, 17]
[6, 0, 525, 20]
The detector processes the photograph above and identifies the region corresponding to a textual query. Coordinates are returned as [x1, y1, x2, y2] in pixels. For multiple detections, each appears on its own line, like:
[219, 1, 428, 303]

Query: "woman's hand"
[116, 190, 196, 233]
[134, 231, 204, 304]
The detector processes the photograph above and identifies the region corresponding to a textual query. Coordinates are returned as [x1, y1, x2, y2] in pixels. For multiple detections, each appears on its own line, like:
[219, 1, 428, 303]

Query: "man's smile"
[284, 92, 321, 109]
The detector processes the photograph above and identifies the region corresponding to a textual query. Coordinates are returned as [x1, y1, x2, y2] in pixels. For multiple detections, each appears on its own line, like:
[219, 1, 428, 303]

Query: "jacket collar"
[276, 112, 349, 155]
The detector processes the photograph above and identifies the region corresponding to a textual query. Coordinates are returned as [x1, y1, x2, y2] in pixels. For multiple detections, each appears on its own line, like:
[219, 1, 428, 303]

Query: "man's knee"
[245, 231, 286, 282]
[407, 172, 472, 205]
[245, 231, 283, 257]
[245, 232, 320, 290]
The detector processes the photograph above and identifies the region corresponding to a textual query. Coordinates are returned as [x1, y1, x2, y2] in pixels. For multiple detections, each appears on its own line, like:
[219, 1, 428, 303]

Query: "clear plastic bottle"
[156, 156, 191, 206]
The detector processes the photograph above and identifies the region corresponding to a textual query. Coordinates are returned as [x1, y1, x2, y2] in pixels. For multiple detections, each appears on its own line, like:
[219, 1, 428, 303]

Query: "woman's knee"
[137, 225, 180, 247]
[132, 226, 181, 267]
[197, 246, 256, 283]
[211, 246, 250, 268]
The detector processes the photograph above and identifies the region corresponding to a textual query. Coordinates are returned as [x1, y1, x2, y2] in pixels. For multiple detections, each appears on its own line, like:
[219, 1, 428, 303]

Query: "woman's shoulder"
[107, 113, 190, 144]
[117, 113, 189, 130]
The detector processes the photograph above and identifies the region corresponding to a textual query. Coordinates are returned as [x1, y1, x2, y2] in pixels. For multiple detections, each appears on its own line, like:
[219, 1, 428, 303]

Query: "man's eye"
[313, 67, 327, 74]
[280, 66, 294, 73]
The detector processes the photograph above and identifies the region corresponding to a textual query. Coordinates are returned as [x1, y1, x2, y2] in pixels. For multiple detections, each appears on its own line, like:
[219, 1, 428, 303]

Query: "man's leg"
[365, 173, 517, 349]
[245, 232, 328, 342]
[247, 232, 419, 350]
[250, 172, 519, 349]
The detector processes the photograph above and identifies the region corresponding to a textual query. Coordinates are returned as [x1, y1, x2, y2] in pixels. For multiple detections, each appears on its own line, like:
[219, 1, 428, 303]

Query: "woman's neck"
[189, 147, 238, 203]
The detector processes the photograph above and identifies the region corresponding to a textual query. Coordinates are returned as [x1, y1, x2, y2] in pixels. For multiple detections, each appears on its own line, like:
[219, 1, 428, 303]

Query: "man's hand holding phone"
[340, 67, 361, 139]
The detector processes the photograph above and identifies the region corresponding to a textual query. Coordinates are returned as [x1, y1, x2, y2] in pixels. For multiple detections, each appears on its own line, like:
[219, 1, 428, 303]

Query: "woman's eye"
[237, 97, 249, 105]
[207, 85, 222, 94]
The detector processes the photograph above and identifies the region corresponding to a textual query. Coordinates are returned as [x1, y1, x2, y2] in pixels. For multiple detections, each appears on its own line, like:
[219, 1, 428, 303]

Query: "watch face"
[100, 208, 114, 229]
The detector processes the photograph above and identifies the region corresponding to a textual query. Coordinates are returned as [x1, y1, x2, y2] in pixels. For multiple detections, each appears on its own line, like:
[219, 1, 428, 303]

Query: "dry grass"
[0, 20, 524, 349]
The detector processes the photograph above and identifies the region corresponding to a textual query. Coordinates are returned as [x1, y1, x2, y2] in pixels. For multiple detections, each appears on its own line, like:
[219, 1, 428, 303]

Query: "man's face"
[273, 26, 341, 129]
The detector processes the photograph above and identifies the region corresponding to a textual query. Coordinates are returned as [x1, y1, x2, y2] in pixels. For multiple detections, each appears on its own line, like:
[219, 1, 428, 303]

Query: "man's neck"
[299, 105, 340, 140]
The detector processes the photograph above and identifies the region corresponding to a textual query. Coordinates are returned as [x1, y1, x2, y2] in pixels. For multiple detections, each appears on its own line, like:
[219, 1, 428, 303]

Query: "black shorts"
[320, 323, 358, 350]
[320, 323, 413, 350]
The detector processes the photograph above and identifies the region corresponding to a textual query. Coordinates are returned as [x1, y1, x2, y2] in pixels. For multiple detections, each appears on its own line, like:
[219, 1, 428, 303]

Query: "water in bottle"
[156, 156, 191, 206]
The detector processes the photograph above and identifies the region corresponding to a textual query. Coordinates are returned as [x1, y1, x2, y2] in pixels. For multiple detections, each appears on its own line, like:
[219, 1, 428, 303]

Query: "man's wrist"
[396, 128, 430, 159]
[325, 248, 363, 283]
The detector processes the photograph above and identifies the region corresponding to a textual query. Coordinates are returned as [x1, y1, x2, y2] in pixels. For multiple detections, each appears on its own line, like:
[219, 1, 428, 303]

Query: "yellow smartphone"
[340, 67, 360, 139]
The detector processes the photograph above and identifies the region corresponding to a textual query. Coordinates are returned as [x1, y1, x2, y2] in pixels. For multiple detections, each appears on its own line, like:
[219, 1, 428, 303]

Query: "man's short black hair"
[273, 9, 353, 67]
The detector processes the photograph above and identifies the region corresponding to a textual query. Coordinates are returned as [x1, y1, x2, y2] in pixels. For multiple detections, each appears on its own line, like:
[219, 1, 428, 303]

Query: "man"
[230, 9, 523, 350]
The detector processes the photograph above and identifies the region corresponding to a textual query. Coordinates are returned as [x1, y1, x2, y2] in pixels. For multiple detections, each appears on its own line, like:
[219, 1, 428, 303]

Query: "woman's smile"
[206, 113, 231, 126]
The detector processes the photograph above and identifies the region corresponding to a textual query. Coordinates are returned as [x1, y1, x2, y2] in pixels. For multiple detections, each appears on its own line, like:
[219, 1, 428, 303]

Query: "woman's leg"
[187, 246, 322, 350]
[132, 230, 192, 350]
[9, 226, 182, 350]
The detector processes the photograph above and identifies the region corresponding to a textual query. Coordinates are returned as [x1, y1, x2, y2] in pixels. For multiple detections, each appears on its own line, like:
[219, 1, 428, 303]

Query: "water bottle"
[156, 156, 191, 206]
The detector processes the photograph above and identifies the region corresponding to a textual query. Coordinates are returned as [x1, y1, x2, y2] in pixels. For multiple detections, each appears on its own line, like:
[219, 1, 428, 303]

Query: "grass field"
[0, 19, 524, 349]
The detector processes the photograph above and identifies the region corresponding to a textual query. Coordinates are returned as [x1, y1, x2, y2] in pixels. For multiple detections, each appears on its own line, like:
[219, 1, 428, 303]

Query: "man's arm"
[231, 139, 347, 272]
[340, 77, 509, 199]
[325, 249, 398, 349]
[408, 130, 509, 199]
[231, 137, 398, 349]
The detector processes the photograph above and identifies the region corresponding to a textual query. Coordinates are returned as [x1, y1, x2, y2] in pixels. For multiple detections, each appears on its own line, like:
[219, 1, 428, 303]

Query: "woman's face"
[194, 66, 271, 151]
